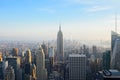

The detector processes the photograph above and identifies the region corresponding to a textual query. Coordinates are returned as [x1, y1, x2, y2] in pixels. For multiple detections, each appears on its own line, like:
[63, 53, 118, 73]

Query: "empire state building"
[57, 25, 64, 63]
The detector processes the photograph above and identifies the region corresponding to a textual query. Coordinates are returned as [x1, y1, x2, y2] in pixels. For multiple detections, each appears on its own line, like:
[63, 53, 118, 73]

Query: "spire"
[115, 13, 117, 33]
[59, 24, 61, 31]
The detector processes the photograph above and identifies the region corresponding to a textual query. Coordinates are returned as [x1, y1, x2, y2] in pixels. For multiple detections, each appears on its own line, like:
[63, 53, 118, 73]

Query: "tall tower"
[111, 39, 120, 70]
[57, 25, 64, 63]
[111, 31, 120, 53]
[36, 45, 47, 80]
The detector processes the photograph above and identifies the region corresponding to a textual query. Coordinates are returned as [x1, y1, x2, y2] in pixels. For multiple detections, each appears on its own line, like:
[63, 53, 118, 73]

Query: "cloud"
[36, 8, 55, 14]
[65, 0, 96, 5]
[86, 6, 111, 12]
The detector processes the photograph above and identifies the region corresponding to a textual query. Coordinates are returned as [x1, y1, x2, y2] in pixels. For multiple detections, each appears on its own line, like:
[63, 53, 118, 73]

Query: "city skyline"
[0, 0, 120, 41]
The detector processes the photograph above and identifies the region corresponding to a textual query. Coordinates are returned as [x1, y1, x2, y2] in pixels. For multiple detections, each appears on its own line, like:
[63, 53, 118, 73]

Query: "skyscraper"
[6, 57, 20, 80]
[12, 48, 19, 56]
[25, 49, 32, 64]
[36, 45, 47, 80]
[4, 65, 15, 80]
[103, 50, 110, 70]
[111, 39, 120, 70]
[0, 61, 8, 80]
[0, 52, 2, 62]
[57, 25, 64, 63]
[111, 31, 120, 53]
[24, 49, 36, 80]
[41, 42, 48, 58]
[69, 54, 86, 80]
[48, 47, 55, 67]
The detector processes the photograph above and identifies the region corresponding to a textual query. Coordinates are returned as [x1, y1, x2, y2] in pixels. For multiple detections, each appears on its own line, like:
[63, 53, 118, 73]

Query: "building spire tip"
[59, 24, 61, 31]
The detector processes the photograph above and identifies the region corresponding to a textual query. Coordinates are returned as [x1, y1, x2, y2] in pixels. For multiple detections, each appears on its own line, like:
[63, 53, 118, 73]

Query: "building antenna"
[59, 21, 61, 31]
[115, 13, 117, 33]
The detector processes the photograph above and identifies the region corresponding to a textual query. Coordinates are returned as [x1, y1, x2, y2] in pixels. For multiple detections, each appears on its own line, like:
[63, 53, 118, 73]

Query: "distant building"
[25, 49, 32, 64]
[69, 54, 86, 80]
[57, 25, 64, 63]
[48, 47, 55, 68]
[36, 45, 47, 80]
[12, 48, 19, 56]
[41, 43, 48, 58]
[4, 65, 15, 80]
[83, 45, 89, 58]
[111, 39, 120, 70]
[103, 50, 111, 70]
[92, 45, 97, 57]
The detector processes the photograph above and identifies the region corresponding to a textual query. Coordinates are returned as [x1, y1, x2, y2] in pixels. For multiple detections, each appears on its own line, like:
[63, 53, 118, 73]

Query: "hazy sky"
[0, 0, 120, 41]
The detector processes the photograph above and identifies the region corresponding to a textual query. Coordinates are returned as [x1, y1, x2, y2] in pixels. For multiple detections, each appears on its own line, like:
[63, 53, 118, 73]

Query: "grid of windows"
[69, 54, 86, 80]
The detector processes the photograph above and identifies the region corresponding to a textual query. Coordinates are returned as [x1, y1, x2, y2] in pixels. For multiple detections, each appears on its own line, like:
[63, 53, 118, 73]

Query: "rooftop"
[69, 54, 86, 57]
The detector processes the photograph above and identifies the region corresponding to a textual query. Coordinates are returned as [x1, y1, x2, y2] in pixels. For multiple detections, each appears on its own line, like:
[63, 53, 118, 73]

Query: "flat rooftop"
[69, 54, 86, 57]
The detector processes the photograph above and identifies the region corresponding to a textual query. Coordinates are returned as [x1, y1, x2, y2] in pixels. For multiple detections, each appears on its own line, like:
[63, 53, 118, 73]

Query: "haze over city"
[1, 1, 120, 80]
[0, 0, 120, 42]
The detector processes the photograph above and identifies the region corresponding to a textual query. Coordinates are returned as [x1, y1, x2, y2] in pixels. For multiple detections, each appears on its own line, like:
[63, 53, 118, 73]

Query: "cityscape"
[0, 0, 120, 80]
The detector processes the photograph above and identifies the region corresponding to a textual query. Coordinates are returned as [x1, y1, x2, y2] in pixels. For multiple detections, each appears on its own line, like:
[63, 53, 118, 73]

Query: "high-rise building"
[45, 59, 50, 76]
[103, 50, 110, 70]
[41, 42, 48, 58]
[12, 48, 19, 56]
[4, 65, 15, 80]
[6, 57, 20, 80]
[24, 49, 36, 80]
[0, 62, 4, 80]
[0, 61, 8, 80]
[0, 52, 2, 62]
[31, 64, 36, 80]
[48, 47, 55, 68]
[92, 45, 97, 57]
[57, 25, 64, 63]
[111, 31, 120, 52]
[25, 49, 32, 64]
[69, 54, 86, 80]
[111, 39, 120, 70]
[36, 45, 47, 80]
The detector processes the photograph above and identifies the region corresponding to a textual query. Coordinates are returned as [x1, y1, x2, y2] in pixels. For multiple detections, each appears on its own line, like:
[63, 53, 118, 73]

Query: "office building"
[48, 47, 55, 68]
[31, 64, 36, 80]
[103, 50, 111, 70]
[0, 52, 2, 62]
[25, 49, 32, 64]
[4, 65, 15, 80]
[36, 45, 47, 80]
[45, 59, 50, 76]
[12, 48, 19, 56]
[57, 25, 64, 63]
[111, 39, 120, 70]
[6, 57, 20, 80]
[69, 54, 86, 80]
[111, 31, 120, 53]
[0, 62, 4, 80]
[41, 43, 48, 58]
